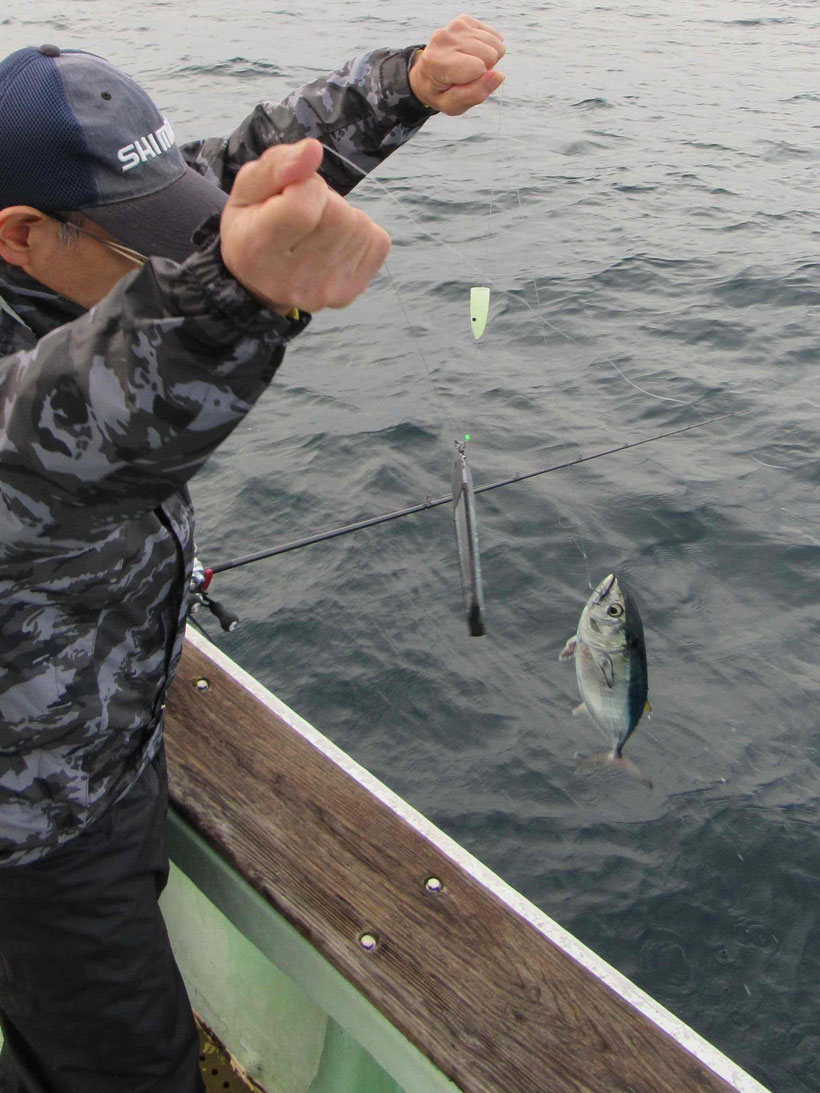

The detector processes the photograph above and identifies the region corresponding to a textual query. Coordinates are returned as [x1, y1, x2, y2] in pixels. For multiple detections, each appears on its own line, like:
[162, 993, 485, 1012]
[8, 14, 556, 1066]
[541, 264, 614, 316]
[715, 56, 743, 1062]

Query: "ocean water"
[4, 2, 819, 1089]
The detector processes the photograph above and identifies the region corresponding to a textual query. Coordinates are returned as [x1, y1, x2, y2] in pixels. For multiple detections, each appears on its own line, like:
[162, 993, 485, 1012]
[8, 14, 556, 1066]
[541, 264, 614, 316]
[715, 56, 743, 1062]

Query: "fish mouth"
[593, 573, 617, 603]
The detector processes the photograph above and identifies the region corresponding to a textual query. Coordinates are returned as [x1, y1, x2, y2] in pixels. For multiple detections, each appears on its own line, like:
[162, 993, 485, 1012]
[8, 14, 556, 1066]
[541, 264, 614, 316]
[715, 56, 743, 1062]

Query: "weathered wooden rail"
[164, 629, 769, 1093]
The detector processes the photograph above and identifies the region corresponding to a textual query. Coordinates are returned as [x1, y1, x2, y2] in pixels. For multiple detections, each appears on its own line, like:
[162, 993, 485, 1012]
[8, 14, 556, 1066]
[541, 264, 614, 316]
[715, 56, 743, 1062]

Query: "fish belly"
[575, 642, 632, 745]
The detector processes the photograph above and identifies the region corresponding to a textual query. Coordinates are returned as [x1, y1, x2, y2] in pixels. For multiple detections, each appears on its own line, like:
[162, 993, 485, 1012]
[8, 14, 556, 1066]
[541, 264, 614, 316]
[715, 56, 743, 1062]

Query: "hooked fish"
[559, 573, 652, 788]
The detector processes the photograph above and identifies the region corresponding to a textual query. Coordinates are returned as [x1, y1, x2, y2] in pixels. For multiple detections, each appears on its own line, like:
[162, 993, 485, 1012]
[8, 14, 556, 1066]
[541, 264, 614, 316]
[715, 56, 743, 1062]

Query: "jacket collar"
[0, 262, 85, 357]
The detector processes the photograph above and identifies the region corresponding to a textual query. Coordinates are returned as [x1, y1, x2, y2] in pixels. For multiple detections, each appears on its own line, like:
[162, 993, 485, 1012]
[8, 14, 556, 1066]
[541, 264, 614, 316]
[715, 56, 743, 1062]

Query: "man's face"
[0, 209, 138, 309]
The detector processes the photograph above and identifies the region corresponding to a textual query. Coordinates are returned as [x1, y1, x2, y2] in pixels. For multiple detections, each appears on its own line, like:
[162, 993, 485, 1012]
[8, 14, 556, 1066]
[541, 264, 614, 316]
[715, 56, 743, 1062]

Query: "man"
[0, 14, 505, 1093]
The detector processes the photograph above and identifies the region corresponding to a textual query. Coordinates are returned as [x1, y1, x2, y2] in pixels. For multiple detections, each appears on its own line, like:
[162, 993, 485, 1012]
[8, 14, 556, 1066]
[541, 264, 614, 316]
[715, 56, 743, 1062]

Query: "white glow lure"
[470, 286, 490, 339]
[452, 440, 486, 636]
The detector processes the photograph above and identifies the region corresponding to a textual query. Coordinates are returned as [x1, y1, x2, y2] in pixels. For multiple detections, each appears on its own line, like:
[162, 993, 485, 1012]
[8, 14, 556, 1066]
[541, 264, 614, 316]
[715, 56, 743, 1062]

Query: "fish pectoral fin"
[572, 702, 588, 717]
[593, 651, 615, 688]
[575, 751, 653, 790]
[644, 699, 652, 717]
[559, 636, 577, 661]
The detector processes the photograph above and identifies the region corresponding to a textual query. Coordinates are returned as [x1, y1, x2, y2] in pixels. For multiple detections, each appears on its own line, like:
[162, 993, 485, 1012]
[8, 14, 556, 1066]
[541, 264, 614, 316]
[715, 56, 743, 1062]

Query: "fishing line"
[747, 452, 794, 471]
[0, 293, 31, 331]
[383, 207, 486, 634]
[326, 124, 515, 634]
[489, 90, 691, 411]
[482, 81, 505, 265]
[404, 87, 594, 606]
[517, 156, 592, 585]
[381, 259, 457, 442]
[321, 143, 693, 409]
[747, 450, 815, 472]
[490, 95, 606, 591]
[209, 107, 763, 629]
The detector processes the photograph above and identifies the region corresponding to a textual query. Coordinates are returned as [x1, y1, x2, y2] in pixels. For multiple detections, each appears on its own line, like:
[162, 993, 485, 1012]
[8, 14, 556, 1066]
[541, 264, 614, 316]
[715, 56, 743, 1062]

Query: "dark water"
[6, 2, 819, 1088]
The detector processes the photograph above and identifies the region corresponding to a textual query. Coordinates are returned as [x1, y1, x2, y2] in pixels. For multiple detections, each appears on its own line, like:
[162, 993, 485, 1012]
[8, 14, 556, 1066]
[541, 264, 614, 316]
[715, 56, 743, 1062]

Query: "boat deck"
[198, 1020, 258, 1092]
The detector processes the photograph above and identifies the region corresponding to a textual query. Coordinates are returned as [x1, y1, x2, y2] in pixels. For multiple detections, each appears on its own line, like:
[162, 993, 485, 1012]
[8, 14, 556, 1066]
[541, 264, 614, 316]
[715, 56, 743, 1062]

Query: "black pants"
[0, 748, 204, 1093]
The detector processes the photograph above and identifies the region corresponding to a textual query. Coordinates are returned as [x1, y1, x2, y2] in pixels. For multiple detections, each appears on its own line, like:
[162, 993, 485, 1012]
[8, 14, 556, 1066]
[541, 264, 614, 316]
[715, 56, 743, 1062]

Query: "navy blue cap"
[0, 45, 227, 261]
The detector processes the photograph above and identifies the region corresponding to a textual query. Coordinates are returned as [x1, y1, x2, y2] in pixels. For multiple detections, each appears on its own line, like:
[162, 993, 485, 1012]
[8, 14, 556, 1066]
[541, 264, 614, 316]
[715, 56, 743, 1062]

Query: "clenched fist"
[220, 139, 391, 314]
[409, 14, 506, 116]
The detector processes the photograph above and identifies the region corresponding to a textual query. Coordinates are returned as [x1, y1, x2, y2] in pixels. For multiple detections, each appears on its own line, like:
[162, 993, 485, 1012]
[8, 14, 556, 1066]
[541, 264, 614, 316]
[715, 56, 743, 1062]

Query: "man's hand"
[220, 139, 391, 314]
[409, 14, 506, 116]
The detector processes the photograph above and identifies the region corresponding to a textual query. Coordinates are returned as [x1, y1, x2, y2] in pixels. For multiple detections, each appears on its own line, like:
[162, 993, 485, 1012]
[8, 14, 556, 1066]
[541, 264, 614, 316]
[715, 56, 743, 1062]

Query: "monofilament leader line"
[207, 410, 747, 577]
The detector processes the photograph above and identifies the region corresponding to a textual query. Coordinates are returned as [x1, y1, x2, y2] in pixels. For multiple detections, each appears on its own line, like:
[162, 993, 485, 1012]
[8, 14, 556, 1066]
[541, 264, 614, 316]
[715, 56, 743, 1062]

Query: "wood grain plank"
[164, 638, 736, 1093]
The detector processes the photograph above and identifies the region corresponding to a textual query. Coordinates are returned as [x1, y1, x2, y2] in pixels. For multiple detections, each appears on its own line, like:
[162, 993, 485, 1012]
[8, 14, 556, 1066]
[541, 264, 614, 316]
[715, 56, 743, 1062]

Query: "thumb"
[229, 138, 325, 207]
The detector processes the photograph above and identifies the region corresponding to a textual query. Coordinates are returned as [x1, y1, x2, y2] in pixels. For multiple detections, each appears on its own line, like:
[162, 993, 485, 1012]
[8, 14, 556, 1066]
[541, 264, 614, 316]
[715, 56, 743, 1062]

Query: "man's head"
[0, 45, 227, 305]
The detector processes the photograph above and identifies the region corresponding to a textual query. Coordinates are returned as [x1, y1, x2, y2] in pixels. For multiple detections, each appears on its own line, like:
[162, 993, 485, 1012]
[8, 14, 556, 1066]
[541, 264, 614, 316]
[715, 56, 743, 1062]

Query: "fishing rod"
[202, 409, 747, 583]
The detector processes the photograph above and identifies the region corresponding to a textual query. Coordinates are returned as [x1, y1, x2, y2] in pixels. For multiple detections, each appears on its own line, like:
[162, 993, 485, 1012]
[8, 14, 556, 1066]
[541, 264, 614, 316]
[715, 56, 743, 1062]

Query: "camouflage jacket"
[0, 46, 433, 866]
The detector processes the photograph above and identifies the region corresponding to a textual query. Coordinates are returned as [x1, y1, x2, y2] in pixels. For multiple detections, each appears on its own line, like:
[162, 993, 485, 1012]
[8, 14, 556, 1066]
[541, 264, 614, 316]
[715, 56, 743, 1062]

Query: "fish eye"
[607, 603, 624, 617]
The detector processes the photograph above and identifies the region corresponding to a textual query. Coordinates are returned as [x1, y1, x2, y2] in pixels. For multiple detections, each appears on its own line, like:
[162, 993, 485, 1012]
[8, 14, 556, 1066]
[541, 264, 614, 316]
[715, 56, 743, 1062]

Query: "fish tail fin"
[576, 751, 653, 790]
[616, 754, 654, 790]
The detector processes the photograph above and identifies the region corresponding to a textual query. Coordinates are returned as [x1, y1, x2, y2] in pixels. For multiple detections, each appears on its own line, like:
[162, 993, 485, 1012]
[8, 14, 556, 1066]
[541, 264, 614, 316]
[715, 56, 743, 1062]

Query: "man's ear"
[0, 206, 48, 267]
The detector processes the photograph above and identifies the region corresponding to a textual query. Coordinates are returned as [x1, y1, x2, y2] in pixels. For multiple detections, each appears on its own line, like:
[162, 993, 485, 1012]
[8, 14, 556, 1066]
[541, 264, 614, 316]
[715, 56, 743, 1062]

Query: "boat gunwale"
[165, 627, 770, 1093]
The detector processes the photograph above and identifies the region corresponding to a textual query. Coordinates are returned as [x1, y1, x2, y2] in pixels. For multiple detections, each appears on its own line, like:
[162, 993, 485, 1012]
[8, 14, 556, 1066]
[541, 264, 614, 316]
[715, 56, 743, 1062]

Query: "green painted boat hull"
[162, 808, 460, 1093]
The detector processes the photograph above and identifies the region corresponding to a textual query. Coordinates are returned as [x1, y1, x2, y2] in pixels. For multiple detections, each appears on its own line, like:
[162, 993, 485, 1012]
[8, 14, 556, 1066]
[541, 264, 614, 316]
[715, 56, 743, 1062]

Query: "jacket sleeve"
[183, 46, 435, 197]
[0, 226, 309, 554]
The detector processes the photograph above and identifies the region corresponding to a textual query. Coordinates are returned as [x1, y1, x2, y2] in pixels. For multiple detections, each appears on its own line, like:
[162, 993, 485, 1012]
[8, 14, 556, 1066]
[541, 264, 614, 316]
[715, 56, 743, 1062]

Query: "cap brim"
[83, 167, 228, 264]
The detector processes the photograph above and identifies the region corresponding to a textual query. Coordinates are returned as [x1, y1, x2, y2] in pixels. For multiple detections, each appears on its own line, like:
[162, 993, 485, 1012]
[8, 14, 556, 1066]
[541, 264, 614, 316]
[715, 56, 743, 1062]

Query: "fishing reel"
[188, 560, 239, 633]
